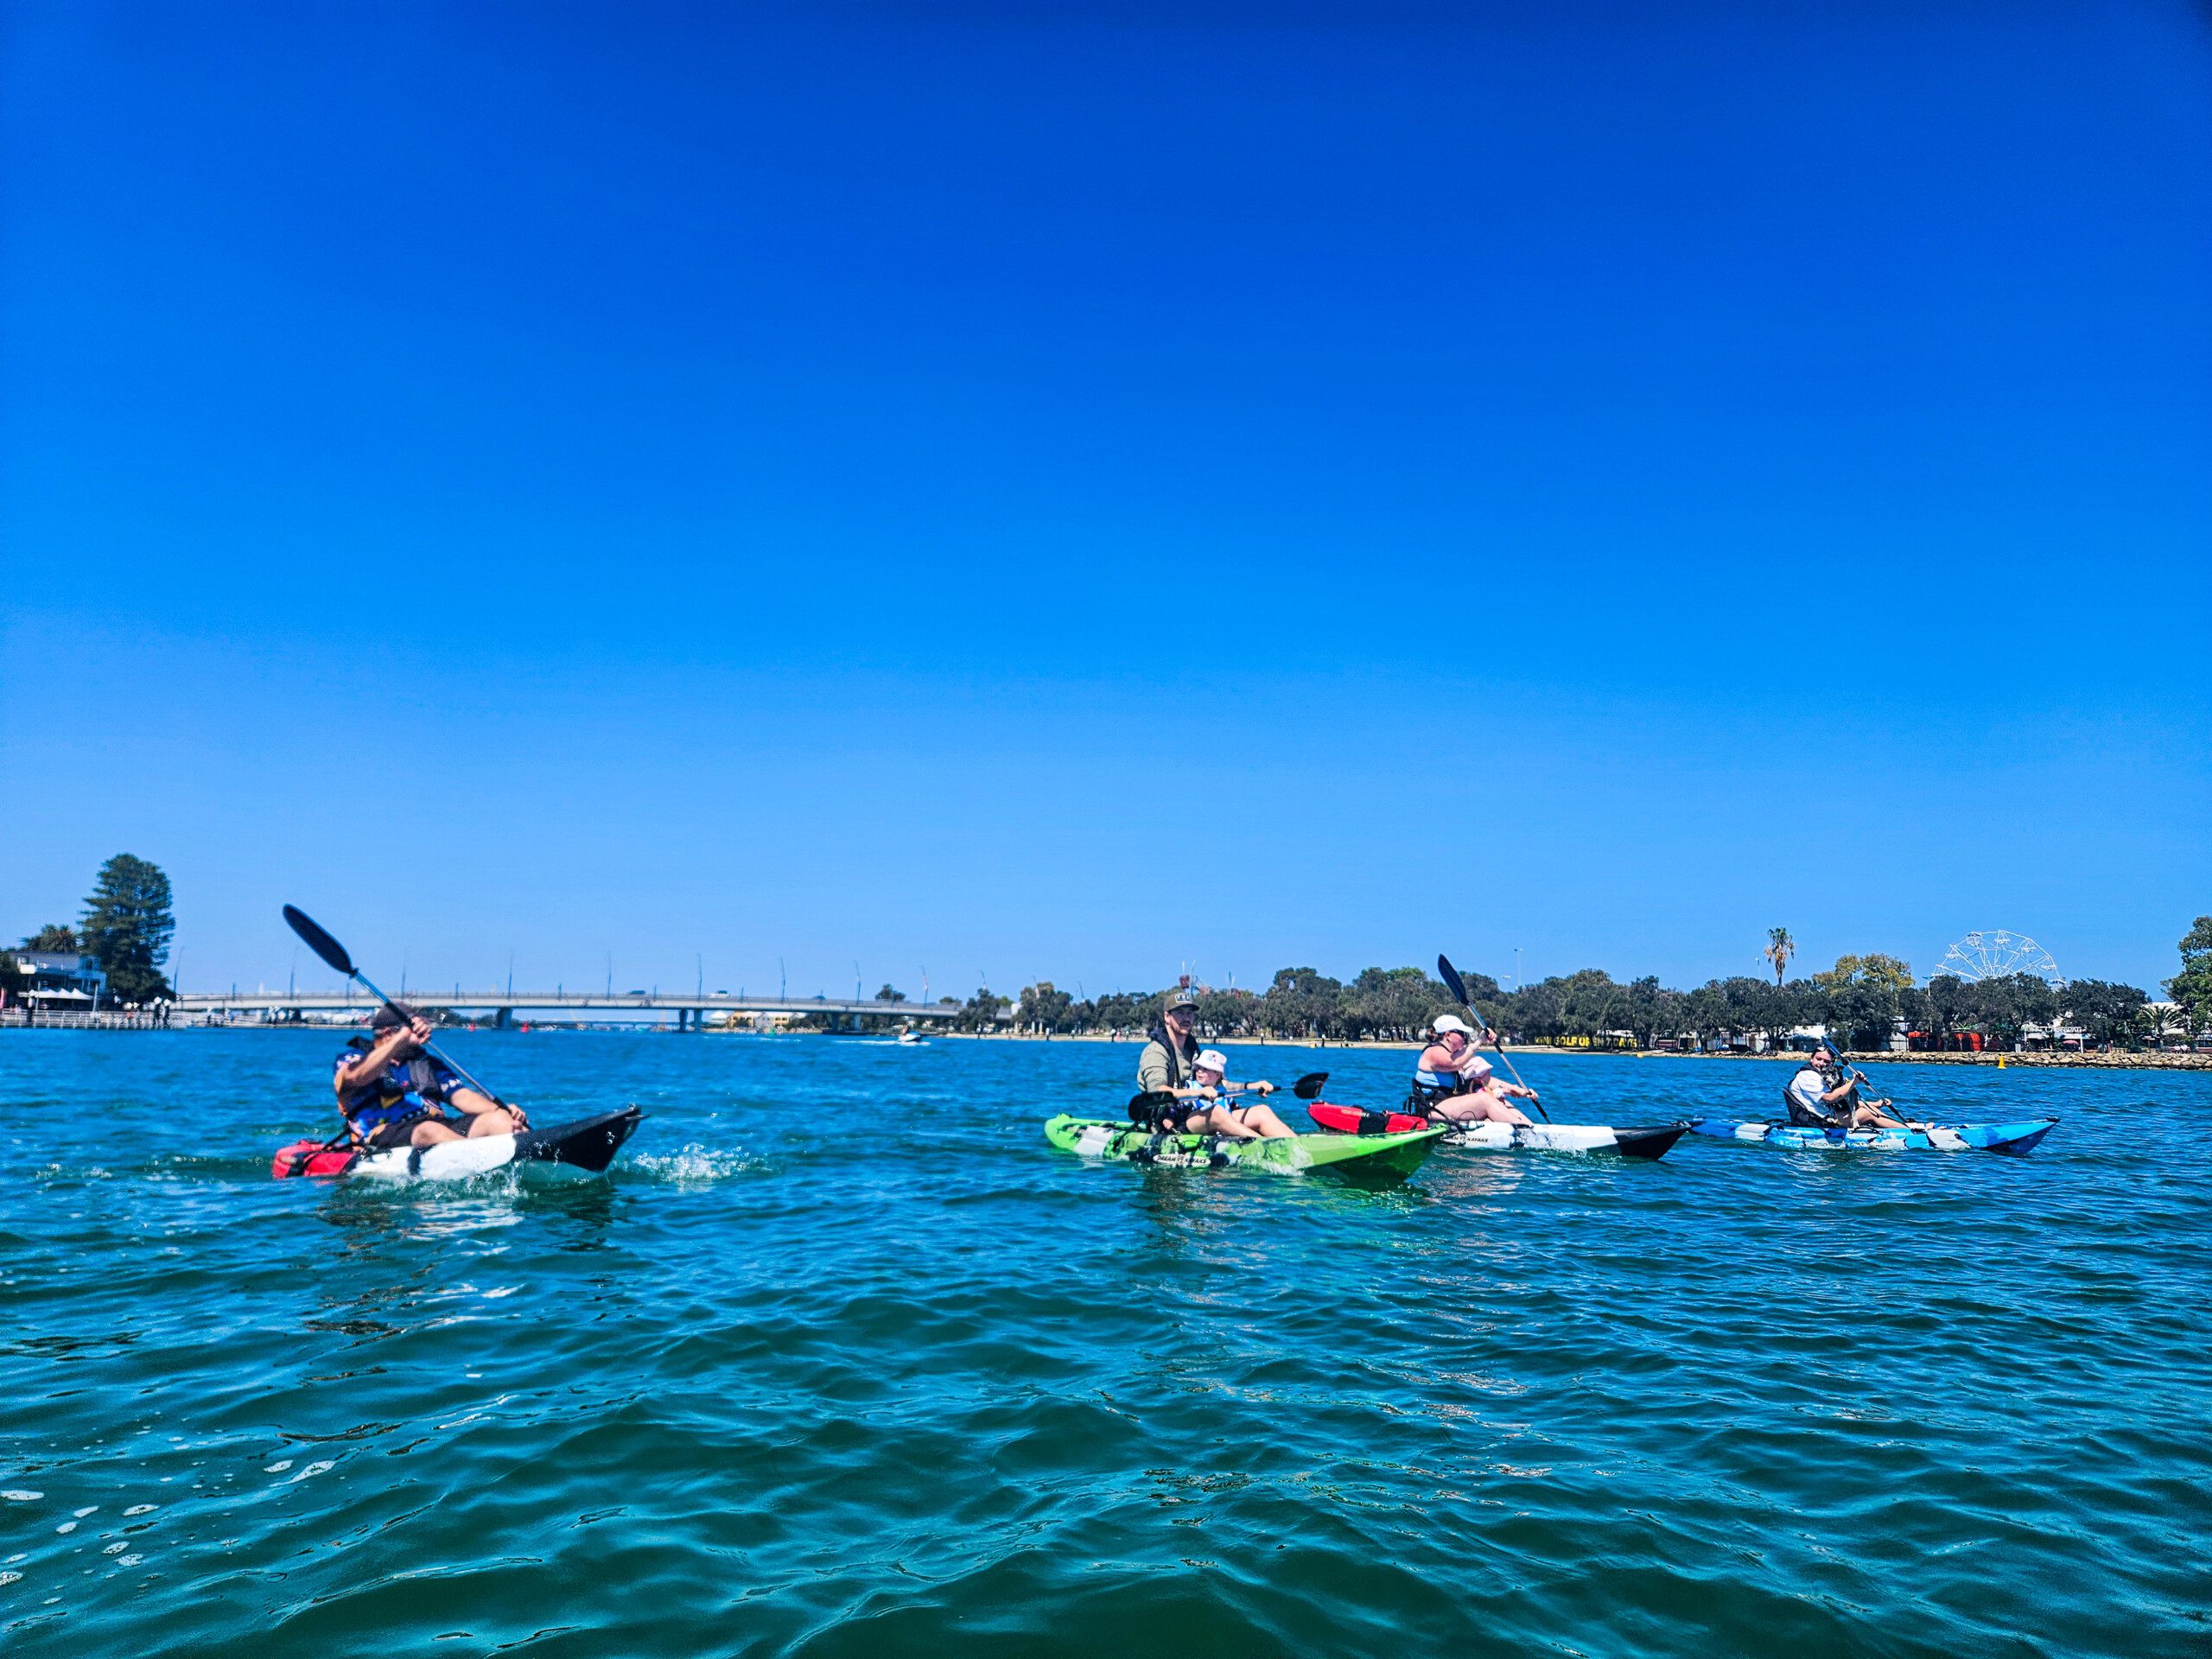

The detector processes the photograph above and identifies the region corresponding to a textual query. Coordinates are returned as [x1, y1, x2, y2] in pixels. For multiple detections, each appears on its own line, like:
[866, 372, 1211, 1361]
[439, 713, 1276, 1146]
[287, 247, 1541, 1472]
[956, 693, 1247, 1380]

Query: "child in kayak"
[1784, 1045, 1906, 1131]
[1185, 1048, 1295, 1140]
[334, 1005, 527, 1149]
[1410, 1014, 1539, 1127]
[1133, 990, 1293, 1139]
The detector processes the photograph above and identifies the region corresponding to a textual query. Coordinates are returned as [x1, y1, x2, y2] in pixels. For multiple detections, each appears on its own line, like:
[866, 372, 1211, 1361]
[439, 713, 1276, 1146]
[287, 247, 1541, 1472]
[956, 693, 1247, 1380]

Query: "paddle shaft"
[346, 963, 509, 1108]
[1459, 1004, 1547, 1122]
[1435, 954, 1548, 1122]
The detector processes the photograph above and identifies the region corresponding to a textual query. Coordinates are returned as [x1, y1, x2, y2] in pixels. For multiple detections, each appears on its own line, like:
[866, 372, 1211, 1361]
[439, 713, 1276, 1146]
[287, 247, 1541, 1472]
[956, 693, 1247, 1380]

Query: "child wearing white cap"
[1411, 1014, 1538, 1127]
[1185, 1048, 1295, 1140]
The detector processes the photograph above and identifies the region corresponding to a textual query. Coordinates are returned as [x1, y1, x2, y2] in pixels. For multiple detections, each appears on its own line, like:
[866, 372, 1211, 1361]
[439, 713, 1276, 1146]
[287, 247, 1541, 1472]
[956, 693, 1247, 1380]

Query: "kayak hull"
[273, 1108, 644, 1181]
[1044, 1115, 1442, 1176]
[1306, 1103, 1688, 1160]
[1687, 1116, 2058, 1154]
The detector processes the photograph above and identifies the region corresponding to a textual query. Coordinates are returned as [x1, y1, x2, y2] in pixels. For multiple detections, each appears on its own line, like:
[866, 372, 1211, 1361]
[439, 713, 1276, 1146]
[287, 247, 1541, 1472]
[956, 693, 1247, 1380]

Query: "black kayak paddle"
[283, 904, 515, 1112]
[1437, 954, 1548, 1122]
[1124, 1070, 1328, 1121]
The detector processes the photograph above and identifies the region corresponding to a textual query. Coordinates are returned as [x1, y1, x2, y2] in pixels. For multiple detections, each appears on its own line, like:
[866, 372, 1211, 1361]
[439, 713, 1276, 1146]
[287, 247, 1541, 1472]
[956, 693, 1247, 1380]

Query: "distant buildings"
[7, 950, 109, 1009]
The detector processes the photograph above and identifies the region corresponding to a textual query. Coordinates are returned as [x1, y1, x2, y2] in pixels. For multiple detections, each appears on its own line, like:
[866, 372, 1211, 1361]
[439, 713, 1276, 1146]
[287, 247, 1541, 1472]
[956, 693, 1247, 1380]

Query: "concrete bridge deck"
[171, 989, 960, 1028]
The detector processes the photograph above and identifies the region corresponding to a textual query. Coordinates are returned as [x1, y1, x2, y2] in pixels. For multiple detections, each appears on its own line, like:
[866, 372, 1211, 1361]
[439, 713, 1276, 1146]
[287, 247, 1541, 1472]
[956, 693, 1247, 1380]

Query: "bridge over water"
[171, 989, 963, 1031]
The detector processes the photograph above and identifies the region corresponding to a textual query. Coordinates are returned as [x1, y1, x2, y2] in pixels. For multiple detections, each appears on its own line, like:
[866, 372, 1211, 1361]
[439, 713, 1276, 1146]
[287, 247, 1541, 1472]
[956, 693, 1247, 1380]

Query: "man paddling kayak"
[1409, 1014, 1537, 1127]
[334, 1005, 527, 1149]
[1133, 991, 1294, 1139]
[1784, 1044, 1905, 1132]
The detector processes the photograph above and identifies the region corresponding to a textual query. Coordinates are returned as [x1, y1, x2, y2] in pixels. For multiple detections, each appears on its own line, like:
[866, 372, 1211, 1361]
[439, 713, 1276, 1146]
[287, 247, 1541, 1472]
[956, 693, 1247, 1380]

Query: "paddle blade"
[283, 906, 355, 977]
[1127, 1090, 1179, 1117]
[1292, 1071, 1330, 1099]
[1436, 953, 1469, 1007]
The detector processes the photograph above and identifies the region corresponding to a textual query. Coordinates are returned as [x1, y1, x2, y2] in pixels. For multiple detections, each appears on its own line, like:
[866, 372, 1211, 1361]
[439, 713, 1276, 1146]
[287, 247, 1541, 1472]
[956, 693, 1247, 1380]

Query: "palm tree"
[1763, 927, 1795, 988]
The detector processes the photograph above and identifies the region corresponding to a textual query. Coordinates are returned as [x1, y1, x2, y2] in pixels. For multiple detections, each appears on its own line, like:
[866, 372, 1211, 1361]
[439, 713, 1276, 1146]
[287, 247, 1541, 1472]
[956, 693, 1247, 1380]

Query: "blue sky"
[4, 1, 2207, 1000]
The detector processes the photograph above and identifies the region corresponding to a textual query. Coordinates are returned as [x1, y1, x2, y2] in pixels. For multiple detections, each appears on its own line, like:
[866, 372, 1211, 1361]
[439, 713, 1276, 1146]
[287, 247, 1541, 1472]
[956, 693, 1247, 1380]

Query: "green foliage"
[1259, 968, 1346, 1039]
[874, 983, 906, 1003]
[21, 924, 79, 951]
[78, 854, 175, 1003]
[1344, 967, 1453, 1039]
[1762, 927, 1795, 987]
[2166, 916, 2212, 1033]
[1815, 953, 1915, 994]
[2062, 979, 2149, 1049]
[1015, 981, 1076, 1032]
[955, 988, 1011, 1032]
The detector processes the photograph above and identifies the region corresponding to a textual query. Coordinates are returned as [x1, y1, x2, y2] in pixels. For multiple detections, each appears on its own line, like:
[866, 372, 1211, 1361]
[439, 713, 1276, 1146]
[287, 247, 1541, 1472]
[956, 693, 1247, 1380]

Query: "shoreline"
[936, 1031, 2212, 1071]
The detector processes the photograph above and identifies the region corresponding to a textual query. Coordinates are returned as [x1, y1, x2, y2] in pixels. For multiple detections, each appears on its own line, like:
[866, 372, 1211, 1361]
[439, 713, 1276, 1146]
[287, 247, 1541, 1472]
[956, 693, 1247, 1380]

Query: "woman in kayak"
[1410, 1014, 1539, 1126]
[1784, 1045, 1906, 1131]
[334, 1004, 527, 1149]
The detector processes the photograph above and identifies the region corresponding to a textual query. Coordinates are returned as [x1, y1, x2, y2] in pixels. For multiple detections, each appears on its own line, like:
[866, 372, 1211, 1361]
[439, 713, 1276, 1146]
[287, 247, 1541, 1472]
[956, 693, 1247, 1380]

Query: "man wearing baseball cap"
[332, 1003, 527, 1149]
[1409, 1014, 1538, 1127]
[1131, 987, 1293, 1137]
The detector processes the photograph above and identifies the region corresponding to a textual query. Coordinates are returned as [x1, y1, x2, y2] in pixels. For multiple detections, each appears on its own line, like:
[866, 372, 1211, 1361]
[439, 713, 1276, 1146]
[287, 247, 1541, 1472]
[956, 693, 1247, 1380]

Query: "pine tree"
[79, 854, 175, 1004]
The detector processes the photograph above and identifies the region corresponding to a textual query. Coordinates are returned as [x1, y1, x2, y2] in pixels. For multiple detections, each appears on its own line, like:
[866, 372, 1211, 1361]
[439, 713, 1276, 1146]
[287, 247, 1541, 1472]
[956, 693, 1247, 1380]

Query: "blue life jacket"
[334, 1047, 459, 1134]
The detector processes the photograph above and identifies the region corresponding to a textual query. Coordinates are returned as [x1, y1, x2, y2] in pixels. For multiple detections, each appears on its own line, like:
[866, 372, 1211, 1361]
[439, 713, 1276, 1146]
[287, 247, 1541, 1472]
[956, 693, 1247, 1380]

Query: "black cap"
[371, 1002, 423, 1032]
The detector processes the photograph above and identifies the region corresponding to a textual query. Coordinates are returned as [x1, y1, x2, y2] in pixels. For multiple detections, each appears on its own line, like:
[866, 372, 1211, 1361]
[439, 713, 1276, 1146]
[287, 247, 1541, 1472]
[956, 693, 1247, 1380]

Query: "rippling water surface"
[3, 1032, 2206, 1656]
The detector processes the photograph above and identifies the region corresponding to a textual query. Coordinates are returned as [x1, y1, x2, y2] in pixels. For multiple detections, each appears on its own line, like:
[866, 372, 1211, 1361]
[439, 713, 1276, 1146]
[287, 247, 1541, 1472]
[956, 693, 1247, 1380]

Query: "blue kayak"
[1688, 1116, 2058, 1155]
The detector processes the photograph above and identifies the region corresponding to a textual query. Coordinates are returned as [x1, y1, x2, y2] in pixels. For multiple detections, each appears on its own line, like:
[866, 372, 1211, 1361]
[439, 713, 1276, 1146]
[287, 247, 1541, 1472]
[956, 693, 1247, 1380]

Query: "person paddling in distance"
[334, 1003, 528, 1150]
[1784, 1042, 1906, 1132]
[1410, 1014, 1539, 1127]
[1133, 988, 1294, 1139]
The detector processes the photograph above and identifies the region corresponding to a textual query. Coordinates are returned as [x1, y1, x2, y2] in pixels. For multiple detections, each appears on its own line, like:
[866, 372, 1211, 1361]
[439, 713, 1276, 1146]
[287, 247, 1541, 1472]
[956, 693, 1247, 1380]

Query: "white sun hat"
[1195, 1048, 1230, 1072]
[1432, 1014, 1476, 1038]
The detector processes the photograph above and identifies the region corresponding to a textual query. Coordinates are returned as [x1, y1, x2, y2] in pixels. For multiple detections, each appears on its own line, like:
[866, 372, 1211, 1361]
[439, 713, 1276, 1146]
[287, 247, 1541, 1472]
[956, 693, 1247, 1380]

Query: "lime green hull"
[1043, 1114, 1443, 1176]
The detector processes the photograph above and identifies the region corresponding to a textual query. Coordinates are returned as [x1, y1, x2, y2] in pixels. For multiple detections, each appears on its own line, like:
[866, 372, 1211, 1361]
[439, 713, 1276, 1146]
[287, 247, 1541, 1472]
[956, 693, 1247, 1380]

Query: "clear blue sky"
[4, 2, 2207, 1000]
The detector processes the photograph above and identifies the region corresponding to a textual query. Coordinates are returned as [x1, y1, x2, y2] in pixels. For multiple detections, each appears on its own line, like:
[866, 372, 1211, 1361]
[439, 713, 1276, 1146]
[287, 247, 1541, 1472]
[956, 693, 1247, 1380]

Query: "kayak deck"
[1306, 1103, 1687, 1160]
[1044, 1115, 1442, 1176]
[1688, 1116, 2058, 1154]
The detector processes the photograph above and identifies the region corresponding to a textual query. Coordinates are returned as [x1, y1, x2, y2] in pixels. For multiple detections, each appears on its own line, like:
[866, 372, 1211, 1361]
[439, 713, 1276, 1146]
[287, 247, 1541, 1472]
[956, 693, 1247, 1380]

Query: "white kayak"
[1307, 1103, 1688, 1160]
[273, 1108, 644, 1183]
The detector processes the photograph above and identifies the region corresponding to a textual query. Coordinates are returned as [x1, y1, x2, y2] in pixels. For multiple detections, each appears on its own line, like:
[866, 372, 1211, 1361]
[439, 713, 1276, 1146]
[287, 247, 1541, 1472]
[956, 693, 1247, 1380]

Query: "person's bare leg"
[1232, 1103, 1297, 1139]
[1205, 1105, 1264, 1140]
[465, 1108, 521, 1137]
[1465, 1088, 1533, 1128]
[409, 1118, 464, 1146]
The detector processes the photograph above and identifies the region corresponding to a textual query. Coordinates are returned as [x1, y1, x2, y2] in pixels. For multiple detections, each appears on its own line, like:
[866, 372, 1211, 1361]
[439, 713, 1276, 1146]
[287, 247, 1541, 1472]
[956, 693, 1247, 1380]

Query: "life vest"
[1408, 1050, 1491, 1112]
[1131, 1027, 1195, 1123]
[333, 1047, 457, 1135]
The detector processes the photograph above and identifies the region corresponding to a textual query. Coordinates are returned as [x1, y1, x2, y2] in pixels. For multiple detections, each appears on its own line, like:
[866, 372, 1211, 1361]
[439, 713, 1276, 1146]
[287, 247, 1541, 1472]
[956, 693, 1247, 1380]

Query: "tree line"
[964, 918, 2212, 1053]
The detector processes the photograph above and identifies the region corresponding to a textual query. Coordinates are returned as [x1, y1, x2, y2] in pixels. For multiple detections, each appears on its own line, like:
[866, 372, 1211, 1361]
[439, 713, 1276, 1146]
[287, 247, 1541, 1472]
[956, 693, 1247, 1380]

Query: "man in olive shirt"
[1132, 988, 1292, 1138]
[1136, 988, 1203, 1102]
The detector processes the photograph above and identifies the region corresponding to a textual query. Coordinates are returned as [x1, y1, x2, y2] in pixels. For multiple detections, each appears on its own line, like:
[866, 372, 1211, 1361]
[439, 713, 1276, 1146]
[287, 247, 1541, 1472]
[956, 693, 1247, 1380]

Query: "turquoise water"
[3, 1032, 2206, 1656]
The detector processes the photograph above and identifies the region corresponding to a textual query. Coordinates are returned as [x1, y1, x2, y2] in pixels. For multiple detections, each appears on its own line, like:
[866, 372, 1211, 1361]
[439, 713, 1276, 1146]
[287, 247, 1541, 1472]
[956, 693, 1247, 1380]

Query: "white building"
[8, 950, 109, 1009]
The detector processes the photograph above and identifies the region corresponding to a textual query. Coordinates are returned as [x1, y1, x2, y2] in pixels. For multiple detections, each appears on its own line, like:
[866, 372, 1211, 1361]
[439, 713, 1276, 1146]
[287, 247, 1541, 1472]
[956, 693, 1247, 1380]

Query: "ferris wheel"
[1934, 931, 2062, 986]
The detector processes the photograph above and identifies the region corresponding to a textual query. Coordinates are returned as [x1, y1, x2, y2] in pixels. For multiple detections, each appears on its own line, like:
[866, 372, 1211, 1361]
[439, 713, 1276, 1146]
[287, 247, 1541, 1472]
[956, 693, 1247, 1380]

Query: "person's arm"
[334, 1028, 411, 1097]
[1224, 1077, 1275, 1096]
[1137, 1045, 1174, 1095]
[1822, 1078, 1856, 1104]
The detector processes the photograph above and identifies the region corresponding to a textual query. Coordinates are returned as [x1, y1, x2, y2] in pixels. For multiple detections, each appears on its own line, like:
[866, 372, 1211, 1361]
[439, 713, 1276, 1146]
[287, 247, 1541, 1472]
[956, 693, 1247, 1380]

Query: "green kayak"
[1044, 1115, 1444, 1177]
